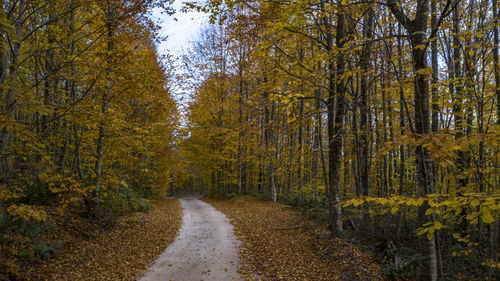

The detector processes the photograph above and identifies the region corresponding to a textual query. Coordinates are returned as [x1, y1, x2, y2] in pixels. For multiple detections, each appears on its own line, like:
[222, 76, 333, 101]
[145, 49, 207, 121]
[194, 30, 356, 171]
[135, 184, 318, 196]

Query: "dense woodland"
[0, 0, 178, 210]
[177, 0, 500, 280]
[0, 0, 179, 276]
[1, 0, 500, 280]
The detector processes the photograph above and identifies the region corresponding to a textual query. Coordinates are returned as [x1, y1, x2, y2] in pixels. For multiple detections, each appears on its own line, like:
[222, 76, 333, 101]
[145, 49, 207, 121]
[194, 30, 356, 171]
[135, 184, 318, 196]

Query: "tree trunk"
[93, 2, 115, 214]
[297, 98, 304, 201]
[0, 0, 25, 183]
[359, 3, 373, 199]
[327, 4, 346, 237]
[359, 3, 374, 228]
[387, 0, 438, 279]
[495, 0, 500, 124]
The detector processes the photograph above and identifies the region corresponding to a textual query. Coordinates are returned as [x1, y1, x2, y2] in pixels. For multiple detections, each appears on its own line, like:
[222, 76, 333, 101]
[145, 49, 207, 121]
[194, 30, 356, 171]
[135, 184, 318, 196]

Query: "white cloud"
[151, 0, 208, 58]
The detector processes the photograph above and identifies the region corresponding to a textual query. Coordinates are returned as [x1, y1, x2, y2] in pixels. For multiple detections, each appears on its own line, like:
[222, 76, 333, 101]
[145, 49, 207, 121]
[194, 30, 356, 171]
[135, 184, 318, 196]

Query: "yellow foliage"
[7, 204, 47, 222]
[342, 193, 500, 239]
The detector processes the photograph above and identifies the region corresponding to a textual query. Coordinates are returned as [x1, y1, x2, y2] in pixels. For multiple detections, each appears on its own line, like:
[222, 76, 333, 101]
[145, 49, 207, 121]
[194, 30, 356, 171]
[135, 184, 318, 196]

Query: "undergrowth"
[230, 190, 500, 280]
[1, 180, 154, 278]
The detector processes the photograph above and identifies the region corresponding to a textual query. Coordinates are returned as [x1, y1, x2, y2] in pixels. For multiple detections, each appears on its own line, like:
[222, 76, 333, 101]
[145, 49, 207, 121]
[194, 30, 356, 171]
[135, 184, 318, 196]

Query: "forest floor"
[204, 195, 383, 281]
[2, 195, 383, 281]
[140, 198, 241, 281]
[1, 198, 182, 280]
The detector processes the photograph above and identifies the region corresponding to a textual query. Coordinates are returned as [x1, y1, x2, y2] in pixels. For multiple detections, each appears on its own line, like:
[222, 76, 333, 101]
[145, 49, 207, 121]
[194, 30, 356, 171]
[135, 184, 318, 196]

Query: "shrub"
[14, 218, 42, 240]
[101, 187, 151, 215]
[22, 181, 54, 206]
[18, 249, 35, 260]
[134, 198, 151, 213]
[0, 211, 12, 243]
[32, 241, 59, 260]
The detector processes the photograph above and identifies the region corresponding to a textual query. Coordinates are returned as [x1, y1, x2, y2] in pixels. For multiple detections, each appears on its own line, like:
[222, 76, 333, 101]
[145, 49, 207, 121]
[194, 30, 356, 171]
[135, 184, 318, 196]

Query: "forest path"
[139, 198, 241, 281]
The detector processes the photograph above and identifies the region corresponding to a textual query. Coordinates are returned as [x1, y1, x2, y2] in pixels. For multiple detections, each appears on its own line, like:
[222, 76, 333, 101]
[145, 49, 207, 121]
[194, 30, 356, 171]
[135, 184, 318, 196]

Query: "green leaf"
[466, 211, 479, 220]
[416, 228, 428, 236]
[481, 209, 495, 224]
[353, 199, 364, 207]
[434, 221, 442, 230]
[471, 199, 480, 207]
[426, 229, 435, 240]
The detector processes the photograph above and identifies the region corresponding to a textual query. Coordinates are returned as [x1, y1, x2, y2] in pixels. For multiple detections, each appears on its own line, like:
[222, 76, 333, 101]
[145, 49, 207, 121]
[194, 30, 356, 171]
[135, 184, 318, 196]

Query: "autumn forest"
[1, 0, 500, 280]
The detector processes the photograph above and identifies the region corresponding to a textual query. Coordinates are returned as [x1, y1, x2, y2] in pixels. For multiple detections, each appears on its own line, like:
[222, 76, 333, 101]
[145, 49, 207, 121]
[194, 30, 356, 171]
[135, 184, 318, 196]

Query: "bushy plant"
[22, 181, 54, 206]
[134, 198, 151, 212]
[101, 186, 151, 215]
[14, 218, 42, 240]
[380, 252, 423, 278]
[0, 211, 12, 243]
[18, 241, 61, 261]
[32, 241, 59, 260]
[18, 249, 35, 260]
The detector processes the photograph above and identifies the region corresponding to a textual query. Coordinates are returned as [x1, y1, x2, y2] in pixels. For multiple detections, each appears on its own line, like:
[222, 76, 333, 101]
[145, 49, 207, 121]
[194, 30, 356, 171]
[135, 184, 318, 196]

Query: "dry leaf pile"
[205, 195, 382, 281]
[1, 198, 182, 280]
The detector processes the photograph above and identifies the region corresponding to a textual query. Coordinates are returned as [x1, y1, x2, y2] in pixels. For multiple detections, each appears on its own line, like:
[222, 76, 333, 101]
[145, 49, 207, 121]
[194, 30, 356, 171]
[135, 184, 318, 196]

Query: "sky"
[151, 0, 209, 117]
[151, 0, 208, 58]
[150, 0, 209, 118]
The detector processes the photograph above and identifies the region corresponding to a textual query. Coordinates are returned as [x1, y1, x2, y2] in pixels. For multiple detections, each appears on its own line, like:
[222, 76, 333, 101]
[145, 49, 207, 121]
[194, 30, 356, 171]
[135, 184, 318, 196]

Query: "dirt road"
[139, 198, 241, 281]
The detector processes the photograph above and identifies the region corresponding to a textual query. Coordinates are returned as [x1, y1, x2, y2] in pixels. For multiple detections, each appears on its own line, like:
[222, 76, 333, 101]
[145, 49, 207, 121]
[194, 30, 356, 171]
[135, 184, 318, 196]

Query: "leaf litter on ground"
[204, 195, 383, 281]
[1, 198, 182, 280]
